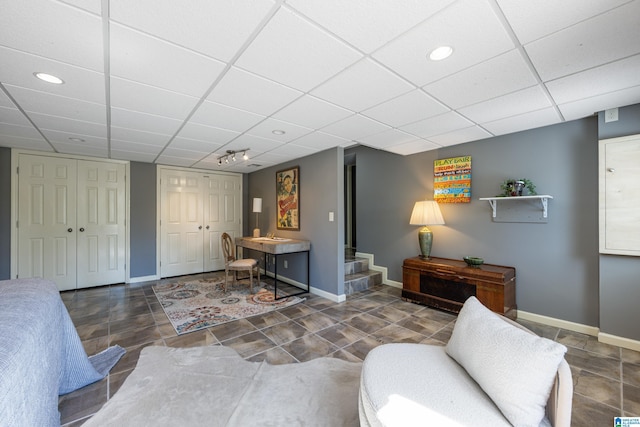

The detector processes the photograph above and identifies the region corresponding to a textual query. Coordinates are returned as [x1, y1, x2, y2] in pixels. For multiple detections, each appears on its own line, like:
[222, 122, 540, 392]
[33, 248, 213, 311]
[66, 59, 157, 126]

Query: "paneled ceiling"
[1, 0, 639, 172]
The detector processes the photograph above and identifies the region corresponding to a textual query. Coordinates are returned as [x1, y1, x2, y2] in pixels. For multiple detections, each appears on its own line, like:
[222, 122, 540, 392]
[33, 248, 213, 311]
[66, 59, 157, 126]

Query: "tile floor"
[58, 271, 640, 426]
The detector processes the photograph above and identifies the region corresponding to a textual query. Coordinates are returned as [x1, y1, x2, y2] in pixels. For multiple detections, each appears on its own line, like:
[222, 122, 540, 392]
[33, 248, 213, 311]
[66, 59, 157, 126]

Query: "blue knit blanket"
[0, 279, 125, 426]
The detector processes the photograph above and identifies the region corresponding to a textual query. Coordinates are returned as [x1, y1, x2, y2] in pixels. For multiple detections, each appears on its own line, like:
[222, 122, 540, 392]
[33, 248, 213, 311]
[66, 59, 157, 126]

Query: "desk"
[235, 237, 311, 300]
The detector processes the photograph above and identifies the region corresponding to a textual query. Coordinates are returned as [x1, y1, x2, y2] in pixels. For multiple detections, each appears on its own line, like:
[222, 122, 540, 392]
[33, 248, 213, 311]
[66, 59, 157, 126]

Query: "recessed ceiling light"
[34, 72, 64, 84]
[428, 46, 453, 61]
[272, 130, 286, 135]
[69, 137, 85, 143]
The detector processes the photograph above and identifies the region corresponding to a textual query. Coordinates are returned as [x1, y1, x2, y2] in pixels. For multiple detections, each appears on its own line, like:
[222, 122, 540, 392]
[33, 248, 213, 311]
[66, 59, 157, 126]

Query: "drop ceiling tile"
[320, 114, 390, 140]
[190, 101, 265, 133]
[111, 140, 163, 155]
[169, 137, 223, 153]
[428, 126, 493, 146]
[111, 108, 183, 136]
[0, 106, 30, 127]
[373, 0, 514, 87]
[207, 68, 302, 116]
[4, 85, 106, 124]
[482, 108, 561, 136]
[0, 47, 105, 104]
[236, 7, 361, 92]
[0, 122, 43, 139]
[497, 0, 632, 44]
[110, 149, 158, 163]
[312, 59, 414, 112]
[0, 90, 14, 108]
[400, 111, 473, 138]
[0, 135, 51, 151]
[161, 146, 213, 158]
[110, 77, 199, 120]
[50, 140, 108, 158]
[546, 55, 640, 105]
[384, 139, 441, 156]
[110, 127, 172, 146]
[291, 131, 350, 151]
[459, 86, 552, 123]
[0, 0, 103, 71]
[526, 1, 640, 81]
[272, 95, 353, 130]
[267, 142, 316, 159]
[424, 49, 537, 109]
[230, 133, 284, 154]
[248, 151, 293, 166]
[175, 122, 239, 145]
[246, 118, 312, 143]
[558, 85, 640, 121]
[361, 89, 448, 127]
[357, 129, 422, 150]
[287, 0, 455, 53]
[59, 0, 102, 15]
[110, 24, 225, 97]
[110, 0, 275, 62]
[155, 156, 198, 168]
[29, 112, 106, 138]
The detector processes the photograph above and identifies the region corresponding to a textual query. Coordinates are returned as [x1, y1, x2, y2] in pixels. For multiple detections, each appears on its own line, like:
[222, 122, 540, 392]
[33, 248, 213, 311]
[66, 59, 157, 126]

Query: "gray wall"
[597, 103, 640, 340]
[129, 162, 157, 278]
[350, 116, 601, 327]
[0, 147, 11, 280]
[247, 147, 344, 296]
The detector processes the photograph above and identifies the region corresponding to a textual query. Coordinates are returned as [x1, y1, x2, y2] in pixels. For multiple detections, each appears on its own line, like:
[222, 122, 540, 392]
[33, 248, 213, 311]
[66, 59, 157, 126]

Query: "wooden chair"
[221, 232, 260, 293]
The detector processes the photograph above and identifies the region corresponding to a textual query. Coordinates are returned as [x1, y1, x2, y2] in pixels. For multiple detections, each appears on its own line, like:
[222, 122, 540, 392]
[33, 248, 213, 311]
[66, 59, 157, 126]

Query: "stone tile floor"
[58, 271, 640, 426]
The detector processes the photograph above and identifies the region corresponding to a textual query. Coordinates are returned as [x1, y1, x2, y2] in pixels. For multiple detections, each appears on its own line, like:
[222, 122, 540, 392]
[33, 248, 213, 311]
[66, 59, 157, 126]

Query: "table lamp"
[252, 198, 262, 238]
[409, 200, 445, 258]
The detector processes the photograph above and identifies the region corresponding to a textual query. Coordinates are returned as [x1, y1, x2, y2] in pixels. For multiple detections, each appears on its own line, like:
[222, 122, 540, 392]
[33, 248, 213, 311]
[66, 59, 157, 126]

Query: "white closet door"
[160, 169, 204, 277]
[76, 160, 126, 287]
[203, 174, 241, 272]
[17, 155, 77, 291]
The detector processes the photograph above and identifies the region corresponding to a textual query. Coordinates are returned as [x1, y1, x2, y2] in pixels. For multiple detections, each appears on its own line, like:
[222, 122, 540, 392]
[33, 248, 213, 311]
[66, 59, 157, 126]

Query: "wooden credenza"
[402, 256, 516, 319]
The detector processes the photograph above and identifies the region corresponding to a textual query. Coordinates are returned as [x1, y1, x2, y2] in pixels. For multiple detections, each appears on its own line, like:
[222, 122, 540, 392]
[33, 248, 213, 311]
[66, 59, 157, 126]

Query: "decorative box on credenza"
[402, 256, 516, 319]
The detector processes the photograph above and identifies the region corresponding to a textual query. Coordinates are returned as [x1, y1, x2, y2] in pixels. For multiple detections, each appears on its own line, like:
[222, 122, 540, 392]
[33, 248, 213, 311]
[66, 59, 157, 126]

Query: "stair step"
[344, 257, 369, 275]
[344, 269, 382, 295]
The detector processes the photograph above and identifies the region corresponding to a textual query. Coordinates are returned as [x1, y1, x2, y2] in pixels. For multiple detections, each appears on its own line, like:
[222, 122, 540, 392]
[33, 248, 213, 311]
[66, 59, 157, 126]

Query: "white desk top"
[235, 237, 310, 254]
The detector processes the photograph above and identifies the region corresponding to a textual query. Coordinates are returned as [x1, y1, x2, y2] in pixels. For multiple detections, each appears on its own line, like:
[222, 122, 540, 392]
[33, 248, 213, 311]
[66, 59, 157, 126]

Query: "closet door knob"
[206, 225, 210, 230]
[67, 228, 73, 232]
[79, 227, 85, 232]
[198, 225, 203, 230]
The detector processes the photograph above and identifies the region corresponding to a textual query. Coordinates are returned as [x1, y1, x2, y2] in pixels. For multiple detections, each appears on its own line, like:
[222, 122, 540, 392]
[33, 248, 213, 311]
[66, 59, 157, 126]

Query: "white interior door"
[77, 160, 126, 287]
[17, 155, 77, 291]
[203, 174, 242, 271]
[161, 169, 204, 277]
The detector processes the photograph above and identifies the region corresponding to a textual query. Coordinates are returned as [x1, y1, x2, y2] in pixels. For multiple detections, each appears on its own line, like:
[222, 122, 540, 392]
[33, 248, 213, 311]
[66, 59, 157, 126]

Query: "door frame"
[10, 149, 130, 283]
[156, 165, 243, 279]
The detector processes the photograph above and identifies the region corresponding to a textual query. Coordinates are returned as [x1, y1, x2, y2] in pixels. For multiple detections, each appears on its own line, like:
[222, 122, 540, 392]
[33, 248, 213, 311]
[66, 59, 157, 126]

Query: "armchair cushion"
[446, 297, 567, 427]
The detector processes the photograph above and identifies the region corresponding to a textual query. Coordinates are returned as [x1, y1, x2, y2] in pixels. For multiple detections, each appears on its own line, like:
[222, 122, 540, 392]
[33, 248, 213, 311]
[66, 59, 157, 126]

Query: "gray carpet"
[84, 345, 362, 426]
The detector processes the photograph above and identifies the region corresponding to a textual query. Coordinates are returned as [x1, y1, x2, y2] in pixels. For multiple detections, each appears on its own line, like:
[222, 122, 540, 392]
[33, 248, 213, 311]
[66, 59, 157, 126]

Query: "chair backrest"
[221, 233, 236, 264]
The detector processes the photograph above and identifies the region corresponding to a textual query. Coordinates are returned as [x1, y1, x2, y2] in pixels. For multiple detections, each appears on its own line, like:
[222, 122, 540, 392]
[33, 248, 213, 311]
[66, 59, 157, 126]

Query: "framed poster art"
[276, 166, 300, 230]
[434, 156, 471, 203]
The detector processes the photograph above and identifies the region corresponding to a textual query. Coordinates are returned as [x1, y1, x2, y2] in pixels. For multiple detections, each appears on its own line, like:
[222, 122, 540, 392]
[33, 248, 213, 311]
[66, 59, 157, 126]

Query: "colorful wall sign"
[434, 156, 471, 203]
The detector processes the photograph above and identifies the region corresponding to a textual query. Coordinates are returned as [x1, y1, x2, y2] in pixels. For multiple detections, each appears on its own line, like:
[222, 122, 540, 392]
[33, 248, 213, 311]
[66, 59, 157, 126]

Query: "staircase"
[344, 255, 382, 295]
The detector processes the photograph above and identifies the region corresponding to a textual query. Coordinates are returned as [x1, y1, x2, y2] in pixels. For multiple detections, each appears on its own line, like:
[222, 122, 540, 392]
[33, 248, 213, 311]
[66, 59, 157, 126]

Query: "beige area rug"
[83, 345, 362, 427]
[153, 278, 305, 335]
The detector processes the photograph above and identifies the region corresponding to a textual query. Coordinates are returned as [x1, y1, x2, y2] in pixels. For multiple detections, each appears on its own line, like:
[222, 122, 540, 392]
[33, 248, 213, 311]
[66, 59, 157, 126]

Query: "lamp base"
[253, 228, 260, 238]
[418, 226, 434, 258]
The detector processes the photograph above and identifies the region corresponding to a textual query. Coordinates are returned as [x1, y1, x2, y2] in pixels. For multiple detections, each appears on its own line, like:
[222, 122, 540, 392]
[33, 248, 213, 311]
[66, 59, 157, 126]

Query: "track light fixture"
[217, 148, 250, 166]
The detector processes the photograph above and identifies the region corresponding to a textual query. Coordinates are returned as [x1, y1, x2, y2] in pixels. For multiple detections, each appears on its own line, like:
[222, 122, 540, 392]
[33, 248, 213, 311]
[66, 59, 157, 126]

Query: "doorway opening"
[344, 153, 356, 258]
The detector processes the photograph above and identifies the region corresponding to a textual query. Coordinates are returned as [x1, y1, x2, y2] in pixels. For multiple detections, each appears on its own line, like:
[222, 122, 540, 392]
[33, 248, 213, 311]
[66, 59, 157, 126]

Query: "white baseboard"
[518, 310, 640, 352]
[261, 270, 346, 303]
[518, 310, 600, 336]
[598, 332, 640, 352]
[127, 274, 159, 284]
[354, 251, 402, 288]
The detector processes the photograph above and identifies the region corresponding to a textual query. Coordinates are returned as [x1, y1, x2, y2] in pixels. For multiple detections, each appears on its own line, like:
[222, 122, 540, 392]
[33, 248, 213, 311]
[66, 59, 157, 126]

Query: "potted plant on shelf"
[499, 178, 537, 197]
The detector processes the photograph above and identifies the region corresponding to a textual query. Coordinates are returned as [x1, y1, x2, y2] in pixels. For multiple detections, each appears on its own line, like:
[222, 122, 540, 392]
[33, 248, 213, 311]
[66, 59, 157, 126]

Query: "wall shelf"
[479, 195, 554, 219]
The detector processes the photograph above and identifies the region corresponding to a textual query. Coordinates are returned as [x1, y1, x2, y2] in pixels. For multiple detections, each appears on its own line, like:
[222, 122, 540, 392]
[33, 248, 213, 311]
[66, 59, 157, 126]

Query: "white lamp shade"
[252, 198, 262, 213]
[410, 200, 445, 225]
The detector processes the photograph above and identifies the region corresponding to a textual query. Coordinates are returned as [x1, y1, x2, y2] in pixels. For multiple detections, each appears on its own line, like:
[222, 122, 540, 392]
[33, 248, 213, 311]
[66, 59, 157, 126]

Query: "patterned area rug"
[153, 278, 305, 335]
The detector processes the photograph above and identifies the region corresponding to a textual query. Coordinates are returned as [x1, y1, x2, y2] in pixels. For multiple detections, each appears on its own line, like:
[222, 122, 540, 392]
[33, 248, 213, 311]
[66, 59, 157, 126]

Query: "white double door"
[17, 154, 126, 291]
[160, 168, 241, 278]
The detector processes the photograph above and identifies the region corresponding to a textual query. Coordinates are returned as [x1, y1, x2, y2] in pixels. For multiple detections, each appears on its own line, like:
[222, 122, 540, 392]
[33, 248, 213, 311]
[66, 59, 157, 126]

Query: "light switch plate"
[329, 211, 334, 222]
